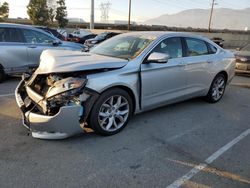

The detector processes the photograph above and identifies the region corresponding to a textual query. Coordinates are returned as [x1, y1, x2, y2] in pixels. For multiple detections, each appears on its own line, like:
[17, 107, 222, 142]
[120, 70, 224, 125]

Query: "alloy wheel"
[98, 95, 129, 132]
[211, 76, 226, 101]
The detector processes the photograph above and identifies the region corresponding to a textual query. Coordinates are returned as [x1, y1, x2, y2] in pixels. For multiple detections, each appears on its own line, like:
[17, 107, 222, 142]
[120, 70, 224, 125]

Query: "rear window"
[207, 43, 217, 54]
[185, 38, 209, 56]
[0, 28, 22, 42]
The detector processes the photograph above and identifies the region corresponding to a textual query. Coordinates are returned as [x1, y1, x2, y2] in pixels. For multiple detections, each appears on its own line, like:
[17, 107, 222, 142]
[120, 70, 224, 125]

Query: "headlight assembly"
[46, 77, 87, 99]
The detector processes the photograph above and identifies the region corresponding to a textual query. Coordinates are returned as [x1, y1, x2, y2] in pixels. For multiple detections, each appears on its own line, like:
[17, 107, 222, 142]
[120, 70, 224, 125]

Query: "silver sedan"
[15, 32, 235, 139]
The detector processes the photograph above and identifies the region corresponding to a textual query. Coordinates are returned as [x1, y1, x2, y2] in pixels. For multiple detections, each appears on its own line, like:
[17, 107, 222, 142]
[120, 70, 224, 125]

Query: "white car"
[71, 29, 92, 38]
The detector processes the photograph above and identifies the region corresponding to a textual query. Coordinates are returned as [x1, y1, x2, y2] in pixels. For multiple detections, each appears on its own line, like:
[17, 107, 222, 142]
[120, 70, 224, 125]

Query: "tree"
[0, 2, 9, 19]
[27, 0, 49, 25]
[55, 0, 68, 28]
[48, 7, 55, 24]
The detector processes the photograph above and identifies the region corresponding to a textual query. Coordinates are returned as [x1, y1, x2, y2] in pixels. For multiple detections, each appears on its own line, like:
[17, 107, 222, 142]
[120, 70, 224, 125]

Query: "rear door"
[182, 37, 214, 95]
[20, 28, 57, 68]
[0, 27, 28, 73]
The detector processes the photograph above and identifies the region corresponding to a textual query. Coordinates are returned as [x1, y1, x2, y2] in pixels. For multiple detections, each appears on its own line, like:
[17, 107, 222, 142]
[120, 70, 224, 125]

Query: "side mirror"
[52, 40, 61, 46]
[147, 52, 170, 63]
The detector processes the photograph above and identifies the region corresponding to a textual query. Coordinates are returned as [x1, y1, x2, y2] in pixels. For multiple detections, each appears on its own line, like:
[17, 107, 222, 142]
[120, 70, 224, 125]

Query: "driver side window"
[152, 37, 183, 59]
[22, 29, 54, 44]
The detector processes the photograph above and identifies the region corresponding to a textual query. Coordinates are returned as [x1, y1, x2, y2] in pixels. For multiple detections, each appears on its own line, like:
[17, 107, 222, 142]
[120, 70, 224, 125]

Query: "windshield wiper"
[92, 53, 130, 61]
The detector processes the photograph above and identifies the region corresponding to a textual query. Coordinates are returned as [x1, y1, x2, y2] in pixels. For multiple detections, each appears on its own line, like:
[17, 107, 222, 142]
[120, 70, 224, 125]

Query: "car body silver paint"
[15, 31, 235, 139]
[85, 32, 235, 113]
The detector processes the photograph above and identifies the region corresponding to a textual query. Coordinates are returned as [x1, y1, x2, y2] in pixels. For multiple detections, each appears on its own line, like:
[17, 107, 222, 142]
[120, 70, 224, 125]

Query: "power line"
[99, 1, 111, 22]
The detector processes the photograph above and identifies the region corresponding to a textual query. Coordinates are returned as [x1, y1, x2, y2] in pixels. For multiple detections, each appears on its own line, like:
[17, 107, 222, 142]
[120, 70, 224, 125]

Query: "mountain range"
[144, 8, 250, 30]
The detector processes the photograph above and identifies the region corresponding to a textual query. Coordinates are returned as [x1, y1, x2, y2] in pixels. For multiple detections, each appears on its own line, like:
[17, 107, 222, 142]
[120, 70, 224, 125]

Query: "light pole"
[128, 0, 131, 30]
[208, 0, 215, 32]
[90, 0, 94, 29]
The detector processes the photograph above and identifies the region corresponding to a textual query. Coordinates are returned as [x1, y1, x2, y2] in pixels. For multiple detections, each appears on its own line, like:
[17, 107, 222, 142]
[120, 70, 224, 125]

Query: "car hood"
[86, 38, 102, 42]
[61, 41, 84, 49]
[35, 50, 128, 74]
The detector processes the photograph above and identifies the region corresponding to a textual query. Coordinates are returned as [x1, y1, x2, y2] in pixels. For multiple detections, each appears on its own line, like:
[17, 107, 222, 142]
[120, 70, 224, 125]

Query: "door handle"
[207, 60, 213, 64]
[28, 45, 37, 49]
[177, 63, 185, 67]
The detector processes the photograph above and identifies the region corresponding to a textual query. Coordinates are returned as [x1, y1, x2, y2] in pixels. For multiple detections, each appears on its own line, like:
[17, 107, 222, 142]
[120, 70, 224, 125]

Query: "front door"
[21, 28, 56, 68]
[0, 27, 28, 73]
[140, 37, 187, 110]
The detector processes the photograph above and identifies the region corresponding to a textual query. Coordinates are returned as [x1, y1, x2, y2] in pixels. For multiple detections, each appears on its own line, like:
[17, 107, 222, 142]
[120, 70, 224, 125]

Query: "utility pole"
[128, 0, 131, 31]
[208, 0, 215, 32]
[90, 0, 94, 29]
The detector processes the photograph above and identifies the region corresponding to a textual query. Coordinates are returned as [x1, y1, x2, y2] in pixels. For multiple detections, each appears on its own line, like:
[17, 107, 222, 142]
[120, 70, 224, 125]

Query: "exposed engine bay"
[18, 70, 107, 121]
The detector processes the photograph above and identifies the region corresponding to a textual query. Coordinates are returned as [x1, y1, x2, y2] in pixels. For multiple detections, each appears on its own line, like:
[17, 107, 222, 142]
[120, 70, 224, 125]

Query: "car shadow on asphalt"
[57, 97, 206, 143]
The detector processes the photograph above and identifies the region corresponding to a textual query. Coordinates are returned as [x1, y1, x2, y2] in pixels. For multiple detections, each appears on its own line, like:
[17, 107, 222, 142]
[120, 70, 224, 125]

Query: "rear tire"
[89, 88, 133, 136]
[205, 74, 226, 103]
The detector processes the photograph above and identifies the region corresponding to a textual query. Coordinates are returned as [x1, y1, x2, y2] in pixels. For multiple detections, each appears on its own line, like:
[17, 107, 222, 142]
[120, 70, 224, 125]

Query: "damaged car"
[15, 32, 235, 139]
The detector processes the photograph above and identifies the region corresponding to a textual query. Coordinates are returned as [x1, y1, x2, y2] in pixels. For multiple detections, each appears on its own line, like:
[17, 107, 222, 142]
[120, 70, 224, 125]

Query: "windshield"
[242, 44, 250, 51]
[95, 33, 107, 40]
[90, 34, 156, 60]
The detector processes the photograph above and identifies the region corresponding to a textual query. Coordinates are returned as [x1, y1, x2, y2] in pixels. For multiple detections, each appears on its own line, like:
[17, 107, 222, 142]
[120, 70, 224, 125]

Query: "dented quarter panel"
[86, 60, 141, 113]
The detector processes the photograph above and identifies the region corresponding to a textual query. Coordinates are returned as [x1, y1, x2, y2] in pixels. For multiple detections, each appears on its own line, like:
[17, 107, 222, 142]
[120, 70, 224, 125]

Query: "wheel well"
[217, 71, 228, 83]
[0, 64, 6, 83]
[0, 64, 4, 70]
[103, 86, 136, 114]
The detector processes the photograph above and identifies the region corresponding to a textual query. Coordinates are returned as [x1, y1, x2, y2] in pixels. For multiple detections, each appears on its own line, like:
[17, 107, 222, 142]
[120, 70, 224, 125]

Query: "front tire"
[205, 74, 226, 103]
[89, 88, 133, 136]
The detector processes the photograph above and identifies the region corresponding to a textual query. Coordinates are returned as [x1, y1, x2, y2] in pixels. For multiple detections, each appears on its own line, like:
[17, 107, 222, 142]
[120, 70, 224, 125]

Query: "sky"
[1, 0, 250, 22]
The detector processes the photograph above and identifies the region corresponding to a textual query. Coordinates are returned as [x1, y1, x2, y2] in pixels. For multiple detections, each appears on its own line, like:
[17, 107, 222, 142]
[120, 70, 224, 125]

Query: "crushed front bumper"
[15, 80, 84, 139]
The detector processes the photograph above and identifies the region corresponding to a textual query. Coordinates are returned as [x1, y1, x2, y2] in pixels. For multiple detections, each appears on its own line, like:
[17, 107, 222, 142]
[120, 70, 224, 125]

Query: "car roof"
[122, 31, 208, 40]
[0, 23, 37, 29]
[0, 23, 59, 40]
[120, 31, 218, 46]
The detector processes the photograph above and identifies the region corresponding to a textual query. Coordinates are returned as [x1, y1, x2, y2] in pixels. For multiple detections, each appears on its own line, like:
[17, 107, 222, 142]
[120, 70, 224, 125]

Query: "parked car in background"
[84, 32, 120, 48]
[70, 34, 97, 44]
[35, 26, 67, 41]
[235, 44, 250, 74]
[57, 28, 68, 39]
[15, 32, 235, 139]
[0, 23, 86, 82]
[211, 37, 224, 48]
[70, 29, 92, 38]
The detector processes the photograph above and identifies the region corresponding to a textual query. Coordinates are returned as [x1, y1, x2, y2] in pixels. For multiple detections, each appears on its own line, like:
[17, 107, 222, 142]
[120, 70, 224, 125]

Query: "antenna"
[99, 1, 111, 23]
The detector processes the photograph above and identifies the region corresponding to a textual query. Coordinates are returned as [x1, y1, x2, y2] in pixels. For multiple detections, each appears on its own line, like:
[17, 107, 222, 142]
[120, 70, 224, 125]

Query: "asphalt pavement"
[0, 75, 250, 188]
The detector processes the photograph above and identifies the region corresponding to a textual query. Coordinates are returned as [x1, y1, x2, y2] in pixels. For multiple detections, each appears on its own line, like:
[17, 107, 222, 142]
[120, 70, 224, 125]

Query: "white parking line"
[166, 128, 250, 188]
[0, 93, 15, 98]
